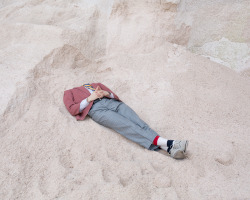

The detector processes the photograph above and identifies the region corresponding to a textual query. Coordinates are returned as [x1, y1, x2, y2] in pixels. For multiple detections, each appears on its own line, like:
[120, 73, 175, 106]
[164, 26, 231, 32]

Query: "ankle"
[167, 140, 174, 153]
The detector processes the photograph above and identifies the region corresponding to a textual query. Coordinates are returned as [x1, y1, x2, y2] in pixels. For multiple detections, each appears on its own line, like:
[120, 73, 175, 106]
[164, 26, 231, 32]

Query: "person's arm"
[79, 98, 89, 113]
[63, 90, 81, 116]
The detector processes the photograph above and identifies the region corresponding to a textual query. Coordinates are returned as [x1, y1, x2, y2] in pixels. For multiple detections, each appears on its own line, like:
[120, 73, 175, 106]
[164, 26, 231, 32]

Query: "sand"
[0, 0, 250, 199]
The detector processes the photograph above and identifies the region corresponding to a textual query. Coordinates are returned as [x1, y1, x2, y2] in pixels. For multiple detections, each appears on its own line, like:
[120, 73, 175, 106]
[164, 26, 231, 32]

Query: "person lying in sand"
[63, 83, 188, 159]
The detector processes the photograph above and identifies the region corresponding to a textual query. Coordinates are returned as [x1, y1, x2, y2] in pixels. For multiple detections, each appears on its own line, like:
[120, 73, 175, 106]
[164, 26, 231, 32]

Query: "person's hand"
[87, 90, 103, 102]
[87, 86, 110, 102]
[87, 92, 98, 102]
[95, 86, 110, 97]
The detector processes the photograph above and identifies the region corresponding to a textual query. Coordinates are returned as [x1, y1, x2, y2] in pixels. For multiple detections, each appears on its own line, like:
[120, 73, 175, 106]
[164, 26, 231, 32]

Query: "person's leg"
[115, 102, 157, 132]
[103, 99, 162, 150]
[88, 100, 158, 150]
[89, 99, 188, 158]
[110, 100, 188, 158]
[111, 100, 174, 150]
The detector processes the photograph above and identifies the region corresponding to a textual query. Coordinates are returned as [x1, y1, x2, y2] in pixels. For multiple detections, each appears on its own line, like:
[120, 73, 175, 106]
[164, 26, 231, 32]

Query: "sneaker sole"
[173, 150, 185, 159]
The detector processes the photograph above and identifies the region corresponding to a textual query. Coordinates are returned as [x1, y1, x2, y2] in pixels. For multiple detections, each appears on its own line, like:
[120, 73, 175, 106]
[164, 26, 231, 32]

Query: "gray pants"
[88, 98, 160, 151]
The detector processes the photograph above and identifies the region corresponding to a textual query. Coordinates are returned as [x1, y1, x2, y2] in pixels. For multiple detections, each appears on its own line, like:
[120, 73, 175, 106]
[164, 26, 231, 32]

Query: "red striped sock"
[153, 136, 160, 145]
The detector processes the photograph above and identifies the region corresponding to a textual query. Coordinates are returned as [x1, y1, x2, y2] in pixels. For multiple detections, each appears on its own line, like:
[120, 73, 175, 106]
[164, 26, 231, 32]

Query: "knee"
[141, 123, 149, 130]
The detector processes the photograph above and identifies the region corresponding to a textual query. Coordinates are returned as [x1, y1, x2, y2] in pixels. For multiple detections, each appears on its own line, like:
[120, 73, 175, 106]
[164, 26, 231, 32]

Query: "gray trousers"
[88, 98, 160, 151]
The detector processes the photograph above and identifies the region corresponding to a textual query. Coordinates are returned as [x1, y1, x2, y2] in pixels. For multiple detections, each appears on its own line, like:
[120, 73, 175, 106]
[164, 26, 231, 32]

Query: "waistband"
[93, 97, 109, 104]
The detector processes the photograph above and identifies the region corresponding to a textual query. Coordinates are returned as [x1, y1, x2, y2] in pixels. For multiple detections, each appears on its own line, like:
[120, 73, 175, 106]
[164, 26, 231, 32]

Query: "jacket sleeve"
[63, 90, 81, 116]
[98, 83, 120, 101]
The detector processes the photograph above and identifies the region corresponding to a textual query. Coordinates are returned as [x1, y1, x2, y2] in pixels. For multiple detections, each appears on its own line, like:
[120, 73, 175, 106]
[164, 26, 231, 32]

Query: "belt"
[93, 97, 109, 104]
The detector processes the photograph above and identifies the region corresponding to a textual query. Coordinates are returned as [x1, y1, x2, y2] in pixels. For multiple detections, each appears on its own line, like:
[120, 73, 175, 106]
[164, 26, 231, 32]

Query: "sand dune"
[0, 0, 250, 199]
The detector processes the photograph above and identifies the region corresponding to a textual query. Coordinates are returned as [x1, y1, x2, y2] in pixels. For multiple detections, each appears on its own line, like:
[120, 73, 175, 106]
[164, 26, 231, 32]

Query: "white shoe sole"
[171, 140, 189, 159]
[173, 150, 185, 159]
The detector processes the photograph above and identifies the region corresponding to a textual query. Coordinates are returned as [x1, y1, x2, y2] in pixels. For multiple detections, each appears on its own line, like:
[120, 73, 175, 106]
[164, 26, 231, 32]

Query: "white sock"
[157, 137, 168, 147]
[160, 146, 169, 152]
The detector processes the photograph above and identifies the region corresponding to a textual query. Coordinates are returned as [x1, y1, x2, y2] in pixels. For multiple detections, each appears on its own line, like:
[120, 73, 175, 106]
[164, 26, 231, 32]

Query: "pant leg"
[114, 101, 160, 150]
[88, 100, 159, 150]
[115, 102, 159, 136]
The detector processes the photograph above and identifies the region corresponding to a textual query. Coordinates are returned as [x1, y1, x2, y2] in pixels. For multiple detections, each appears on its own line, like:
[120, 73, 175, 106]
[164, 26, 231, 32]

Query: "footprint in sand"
[215, 151, 234, 166]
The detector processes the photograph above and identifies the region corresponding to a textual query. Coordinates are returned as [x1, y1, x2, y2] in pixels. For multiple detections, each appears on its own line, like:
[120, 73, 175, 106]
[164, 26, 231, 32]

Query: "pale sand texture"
[0, 0, 250, 199]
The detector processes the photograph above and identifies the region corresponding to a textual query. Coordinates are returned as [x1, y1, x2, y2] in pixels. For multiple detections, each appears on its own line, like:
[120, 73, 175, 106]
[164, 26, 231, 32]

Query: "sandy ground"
[0, 0, 250, 199]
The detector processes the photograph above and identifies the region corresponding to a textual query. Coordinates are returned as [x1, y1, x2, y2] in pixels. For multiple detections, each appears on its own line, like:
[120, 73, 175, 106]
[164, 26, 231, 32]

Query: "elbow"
[69, 110, 77, 116]
[63, 91, 80, 116]
[68, 104, 80, 116]
[69, 108, 78, 116]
